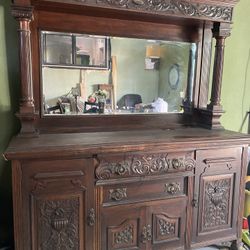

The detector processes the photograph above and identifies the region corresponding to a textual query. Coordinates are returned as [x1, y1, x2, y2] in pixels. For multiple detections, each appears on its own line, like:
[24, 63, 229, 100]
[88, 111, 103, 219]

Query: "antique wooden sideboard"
[5, 0, 250, 249]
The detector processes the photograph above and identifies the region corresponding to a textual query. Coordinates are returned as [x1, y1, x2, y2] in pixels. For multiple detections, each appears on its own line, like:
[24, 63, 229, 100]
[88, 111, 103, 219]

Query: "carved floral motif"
[96, 0, 232, 21]
[141, 224, 152, 243]
[96, 153, 195, 180]
[114, 224, 134, 245]
[203, 178, 231, 229]
[38, 198, 79, 250]
[165, 182, 181, 195]
[158, 218, 176, 236]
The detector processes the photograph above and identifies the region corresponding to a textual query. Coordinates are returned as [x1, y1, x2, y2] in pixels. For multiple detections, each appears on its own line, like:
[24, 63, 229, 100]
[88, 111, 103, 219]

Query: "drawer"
[96, 151, 195, 180]
[102, 177, 187, 206]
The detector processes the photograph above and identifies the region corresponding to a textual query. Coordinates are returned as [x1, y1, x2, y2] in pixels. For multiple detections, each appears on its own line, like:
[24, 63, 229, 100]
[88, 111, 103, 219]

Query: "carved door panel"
[22, 158, 96, 250]
[101, 204, 147, 250]
[192, 147, 242, 245]
[149, 198, 187, 250]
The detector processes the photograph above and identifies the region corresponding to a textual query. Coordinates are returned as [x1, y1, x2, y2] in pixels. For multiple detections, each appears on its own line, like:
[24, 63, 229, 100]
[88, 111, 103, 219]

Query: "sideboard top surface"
[5, 128, 250, 160]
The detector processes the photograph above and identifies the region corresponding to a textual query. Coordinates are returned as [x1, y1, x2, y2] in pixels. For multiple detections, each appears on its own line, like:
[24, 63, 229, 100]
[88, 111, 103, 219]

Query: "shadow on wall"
[0, 0, 20, 248]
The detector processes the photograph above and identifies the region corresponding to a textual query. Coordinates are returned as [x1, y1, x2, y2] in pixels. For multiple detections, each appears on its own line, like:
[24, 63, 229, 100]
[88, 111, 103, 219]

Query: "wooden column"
[194, 22, 231, 129]
[12, 5, 37, 136]
[207, 22, 231, 111]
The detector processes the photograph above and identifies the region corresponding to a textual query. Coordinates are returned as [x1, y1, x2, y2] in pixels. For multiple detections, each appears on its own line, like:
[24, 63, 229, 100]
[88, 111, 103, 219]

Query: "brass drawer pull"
[141, 225, 152, 243]
[109, 188, 127, 201]
[165, 182, 181, 195]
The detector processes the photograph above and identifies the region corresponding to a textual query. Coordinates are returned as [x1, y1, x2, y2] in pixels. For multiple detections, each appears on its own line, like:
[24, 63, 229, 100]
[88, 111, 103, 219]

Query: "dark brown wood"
[5, 128, 250, 250]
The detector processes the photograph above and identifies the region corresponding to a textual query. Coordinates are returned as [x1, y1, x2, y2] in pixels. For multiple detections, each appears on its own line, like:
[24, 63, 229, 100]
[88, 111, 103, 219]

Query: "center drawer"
[101, 177, 187, 206]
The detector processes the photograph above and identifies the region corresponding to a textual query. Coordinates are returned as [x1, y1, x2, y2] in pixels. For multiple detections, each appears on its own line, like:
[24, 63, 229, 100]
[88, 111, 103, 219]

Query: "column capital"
[212, 22, 231, 38]
[11, 5, 34, 20]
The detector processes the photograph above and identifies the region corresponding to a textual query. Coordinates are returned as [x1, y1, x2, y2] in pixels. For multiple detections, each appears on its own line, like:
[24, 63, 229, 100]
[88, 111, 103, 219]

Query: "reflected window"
[41, 31, 109, 69]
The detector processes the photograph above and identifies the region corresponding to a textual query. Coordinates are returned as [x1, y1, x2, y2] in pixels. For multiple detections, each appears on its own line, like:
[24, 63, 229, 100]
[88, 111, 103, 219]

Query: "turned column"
[12, 5, 37, 136]
[207, 22, 231, 111]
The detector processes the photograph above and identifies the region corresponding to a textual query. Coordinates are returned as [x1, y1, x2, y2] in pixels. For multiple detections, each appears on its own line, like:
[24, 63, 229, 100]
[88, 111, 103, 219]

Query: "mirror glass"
[41, 31, 197, 115]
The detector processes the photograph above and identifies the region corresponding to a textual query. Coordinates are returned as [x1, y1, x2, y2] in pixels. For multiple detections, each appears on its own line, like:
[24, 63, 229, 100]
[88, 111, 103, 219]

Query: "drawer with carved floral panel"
[95, 151, 196, 181]
[101, 177, 187, 206]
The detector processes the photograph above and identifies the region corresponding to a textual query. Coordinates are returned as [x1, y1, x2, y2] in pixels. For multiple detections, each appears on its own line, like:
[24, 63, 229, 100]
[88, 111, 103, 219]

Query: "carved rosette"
[96, 0, 232, 22]
[109, 188, 127, 201]
[38, 198, 79, 250]
[165, 182, 181, 195]
[96, 153, 195, 180]
[203, 178, 231, 230]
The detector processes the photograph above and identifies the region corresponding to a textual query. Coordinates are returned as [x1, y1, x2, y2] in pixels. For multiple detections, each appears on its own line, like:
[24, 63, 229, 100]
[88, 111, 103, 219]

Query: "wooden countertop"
[5, 128, 250, 160]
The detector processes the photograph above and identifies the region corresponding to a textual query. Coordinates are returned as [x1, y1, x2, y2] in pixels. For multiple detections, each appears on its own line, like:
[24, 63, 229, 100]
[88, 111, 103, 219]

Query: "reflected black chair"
[117, 94, 142, 109]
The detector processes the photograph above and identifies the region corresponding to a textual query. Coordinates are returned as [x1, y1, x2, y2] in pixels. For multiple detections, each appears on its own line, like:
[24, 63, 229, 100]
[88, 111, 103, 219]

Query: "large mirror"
[41, 31, 197, 115]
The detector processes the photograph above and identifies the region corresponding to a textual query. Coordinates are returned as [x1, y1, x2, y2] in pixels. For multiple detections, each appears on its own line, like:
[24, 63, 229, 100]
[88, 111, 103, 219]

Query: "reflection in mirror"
[41, 31, 197, 115]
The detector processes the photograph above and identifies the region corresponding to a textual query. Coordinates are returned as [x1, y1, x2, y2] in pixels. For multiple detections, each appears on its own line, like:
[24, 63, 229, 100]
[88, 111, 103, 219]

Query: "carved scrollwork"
[38, 198, 79, 250]
[109, 188, 127, 201]
[114, 224, 133, 244]
[96, 153, 195, 180]
[203, 178, 231, 229]
[141, 225, 152, 243]
[96, 0, 232, 22]
[165, 182, 181, 195]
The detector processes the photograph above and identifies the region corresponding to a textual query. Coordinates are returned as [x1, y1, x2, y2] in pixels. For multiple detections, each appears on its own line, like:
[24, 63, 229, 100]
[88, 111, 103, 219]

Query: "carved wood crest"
[94, 0, 233, 22]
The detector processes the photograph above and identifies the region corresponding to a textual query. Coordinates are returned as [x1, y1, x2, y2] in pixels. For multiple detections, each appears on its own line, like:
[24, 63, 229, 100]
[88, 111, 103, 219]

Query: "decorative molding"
[141, 224, 152, 243]
[96, 0, 233, 22]
[109, 188, 127, 201]
[203, 178, 231, 230]
[114, 224, 133, 245]
[96, 153, 195, 180]
[11, 5, 34, 20]
[165, 182, 181, 195]
[38, 198, 79, 250]
[31, 176, 86, 193]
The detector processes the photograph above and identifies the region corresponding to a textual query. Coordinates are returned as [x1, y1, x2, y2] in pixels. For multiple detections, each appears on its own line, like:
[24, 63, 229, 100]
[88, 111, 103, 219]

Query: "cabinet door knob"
[87, 208, 95, 226]
[141, 225, 152, 243]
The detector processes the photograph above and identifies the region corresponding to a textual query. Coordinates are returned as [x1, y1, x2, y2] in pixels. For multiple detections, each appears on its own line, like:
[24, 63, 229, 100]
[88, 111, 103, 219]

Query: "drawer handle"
[87, 208, 95, 227]
[165, 182, 181, 195]
[141, 225, 152, 243]
[109, 188, 127, 201]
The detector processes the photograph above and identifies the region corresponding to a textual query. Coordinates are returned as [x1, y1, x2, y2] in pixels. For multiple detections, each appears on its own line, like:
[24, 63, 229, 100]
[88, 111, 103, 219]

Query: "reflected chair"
[117, 94, 142, 110]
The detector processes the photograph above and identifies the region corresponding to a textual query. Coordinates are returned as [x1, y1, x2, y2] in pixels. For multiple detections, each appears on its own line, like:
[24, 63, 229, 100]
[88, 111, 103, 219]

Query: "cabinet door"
[192, 147, 242, 246]
[101, 204, 146, 250]
[149, 198, 187, 250]
[21, 158, 95, 250]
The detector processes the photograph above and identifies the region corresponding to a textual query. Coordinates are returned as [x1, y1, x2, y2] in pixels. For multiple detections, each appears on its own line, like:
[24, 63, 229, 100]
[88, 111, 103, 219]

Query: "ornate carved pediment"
[95, 0, 233, 22]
